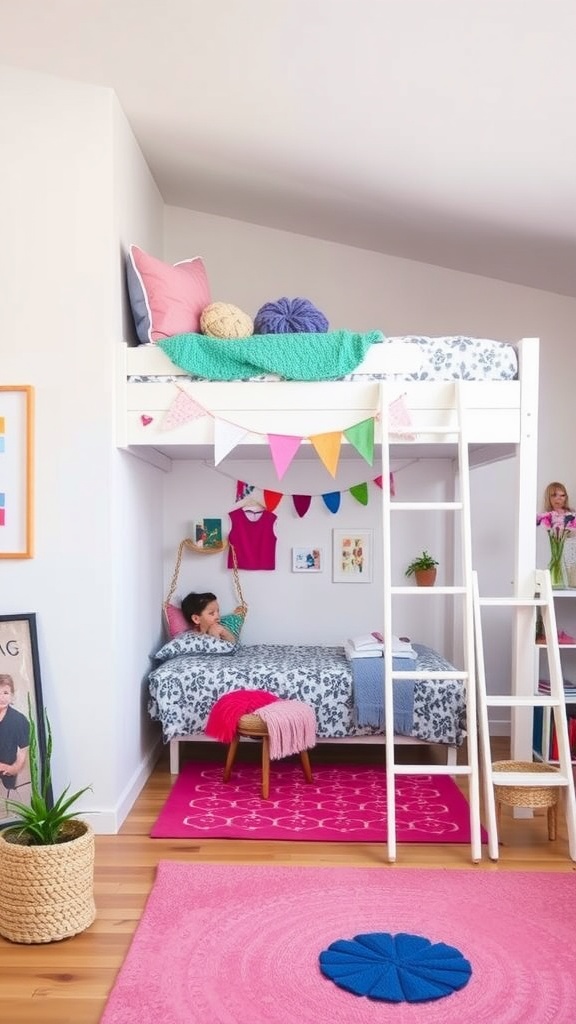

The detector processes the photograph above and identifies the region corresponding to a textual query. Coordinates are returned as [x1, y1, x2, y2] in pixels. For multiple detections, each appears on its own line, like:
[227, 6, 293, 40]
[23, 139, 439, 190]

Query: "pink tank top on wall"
[227, 507, 277, 570]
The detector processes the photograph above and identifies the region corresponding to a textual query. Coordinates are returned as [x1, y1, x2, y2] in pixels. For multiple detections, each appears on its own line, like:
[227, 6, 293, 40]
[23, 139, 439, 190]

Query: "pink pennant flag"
[374, 473, 395, 496]
[267, 434, 302, 480]
[160, 387, 207, 431]
[389, 394, 415, 439]
[214, 419, 250, 465]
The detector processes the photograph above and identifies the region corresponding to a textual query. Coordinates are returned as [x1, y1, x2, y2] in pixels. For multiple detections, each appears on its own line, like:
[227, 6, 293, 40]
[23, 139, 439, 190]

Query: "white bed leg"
[169, 739, 180, 775]
[446, 745, 457, 768]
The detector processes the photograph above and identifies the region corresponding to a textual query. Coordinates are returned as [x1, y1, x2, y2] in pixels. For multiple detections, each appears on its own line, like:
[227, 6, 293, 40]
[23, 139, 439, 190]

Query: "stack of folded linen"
[344, 632, 417, 661]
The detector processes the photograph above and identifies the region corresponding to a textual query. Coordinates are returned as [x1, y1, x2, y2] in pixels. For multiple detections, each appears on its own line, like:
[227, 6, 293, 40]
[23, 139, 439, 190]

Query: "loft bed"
[116, 334, 540, 775]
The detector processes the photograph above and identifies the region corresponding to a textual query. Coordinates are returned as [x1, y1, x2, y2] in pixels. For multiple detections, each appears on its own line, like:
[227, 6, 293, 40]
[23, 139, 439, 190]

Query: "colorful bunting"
[309, 431, 342, 477]
[160, 387, 207, 431]
[349, 482, 369, 506]
[214, 420, 250, 465]
[267, 434, 302, 480]
[389, 394, 415, 438]
[293, 494, 312, 518]
[343, 418, 374, 465]
[236, 481, 255, 502]
[263, 489, 283, 512]
[322, 491, 341, 514]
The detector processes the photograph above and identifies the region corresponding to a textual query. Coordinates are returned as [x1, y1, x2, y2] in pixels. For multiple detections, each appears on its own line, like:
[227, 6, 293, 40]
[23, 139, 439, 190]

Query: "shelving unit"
[533, 589, 576, 765]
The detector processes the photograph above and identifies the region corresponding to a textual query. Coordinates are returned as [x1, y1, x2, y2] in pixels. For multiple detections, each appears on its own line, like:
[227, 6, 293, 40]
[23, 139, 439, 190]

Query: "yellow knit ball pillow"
[200, 302, 254, 339]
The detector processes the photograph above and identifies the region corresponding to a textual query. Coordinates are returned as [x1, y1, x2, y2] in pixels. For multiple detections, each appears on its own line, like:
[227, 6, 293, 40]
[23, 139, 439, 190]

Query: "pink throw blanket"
[205, 689, 280, 743]
[255, 701, 316, 760]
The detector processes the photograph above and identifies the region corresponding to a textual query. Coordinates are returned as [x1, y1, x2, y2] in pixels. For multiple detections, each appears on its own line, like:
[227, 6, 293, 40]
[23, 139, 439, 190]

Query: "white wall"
[162, 458, 453, 648]
[0, 65, 164, 832]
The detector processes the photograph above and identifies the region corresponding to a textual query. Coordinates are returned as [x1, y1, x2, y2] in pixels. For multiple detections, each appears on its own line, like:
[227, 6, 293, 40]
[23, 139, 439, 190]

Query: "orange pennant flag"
[309, 431, 342, 478]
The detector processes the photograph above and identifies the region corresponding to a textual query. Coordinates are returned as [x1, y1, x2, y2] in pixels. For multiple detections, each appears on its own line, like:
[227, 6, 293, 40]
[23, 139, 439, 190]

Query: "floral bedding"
[147, 641, 467, 747]
[128, 335, 517, 384]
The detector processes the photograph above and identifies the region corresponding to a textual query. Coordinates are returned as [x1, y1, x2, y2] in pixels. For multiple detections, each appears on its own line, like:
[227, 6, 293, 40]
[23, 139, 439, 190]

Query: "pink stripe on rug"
[100, 862, 576, 1024]
[150, 760, 486, 843]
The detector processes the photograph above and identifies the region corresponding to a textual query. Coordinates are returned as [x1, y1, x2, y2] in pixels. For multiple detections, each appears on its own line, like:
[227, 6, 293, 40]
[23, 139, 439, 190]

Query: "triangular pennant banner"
[343, 418, 374, 465]
[213, 419, 250, 465]
[160, 388, 208, 431]
[267, 434, 302, 480]
[322, 491, 341, 514]
[389, 394, 415, 438]
[373, 473, 395, 496]
[349, 482, 369, 506]
[263, 489, 283, 512]
[309, 431, 342, 478]
[292, 494, 312, 518]
[236, 480, 255, 502]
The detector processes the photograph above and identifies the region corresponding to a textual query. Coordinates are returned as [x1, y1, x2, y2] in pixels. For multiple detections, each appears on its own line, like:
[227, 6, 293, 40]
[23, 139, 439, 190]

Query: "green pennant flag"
[349, 482, 369, 506]
[343, 418, 374, 465]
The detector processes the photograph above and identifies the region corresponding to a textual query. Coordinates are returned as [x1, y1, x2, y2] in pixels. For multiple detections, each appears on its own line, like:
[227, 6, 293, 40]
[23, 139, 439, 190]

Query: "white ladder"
[473, 569, 576, 861]
[380, 383, 482, 863]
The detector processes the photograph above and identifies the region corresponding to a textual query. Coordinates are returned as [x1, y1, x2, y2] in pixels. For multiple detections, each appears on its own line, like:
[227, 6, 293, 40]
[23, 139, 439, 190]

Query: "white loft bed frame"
[117, 337, 540, 774]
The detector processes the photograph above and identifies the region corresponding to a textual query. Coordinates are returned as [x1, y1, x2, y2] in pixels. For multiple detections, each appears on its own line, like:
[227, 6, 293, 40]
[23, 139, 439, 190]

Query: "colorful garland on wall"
[234, 474, 395, 517]
[151, 385, 413, 479]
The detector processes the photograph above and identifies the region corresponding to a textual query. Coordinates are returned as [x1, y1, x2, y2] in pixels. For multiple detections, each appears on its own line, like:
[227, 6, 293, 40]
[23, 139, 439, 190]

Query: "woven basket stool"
[492, 760, 560, 840]
[223, 710, 313, 799]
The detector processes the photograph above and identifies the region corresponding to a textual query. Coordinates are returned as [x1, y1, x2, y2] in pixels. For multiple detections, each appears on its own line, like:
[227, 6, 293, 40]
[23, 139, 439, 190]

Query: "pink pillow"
[127, 244, 211, 343]
[164, 603, 191, 638]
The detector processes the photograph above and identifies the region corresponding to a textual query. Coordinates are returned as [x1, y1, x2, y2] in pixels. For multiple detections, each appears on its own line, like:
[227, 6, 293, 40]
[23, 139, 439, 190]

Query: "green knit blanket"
[158, 330, 384, 381]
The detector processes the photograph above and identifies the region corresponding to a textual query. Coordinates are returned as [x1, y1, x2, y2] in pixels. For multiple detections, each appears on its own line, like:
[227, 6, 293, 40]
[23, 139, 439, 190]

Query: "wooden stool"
[223, 712, 313, 799]
[492, 760, 560, 841]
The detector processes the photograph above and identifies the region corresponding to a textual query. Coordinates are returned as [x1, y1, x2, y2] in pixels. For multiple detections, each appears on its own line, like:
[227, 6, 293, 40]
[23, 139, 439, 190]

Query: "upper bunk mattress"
[127, 335, 518, 384]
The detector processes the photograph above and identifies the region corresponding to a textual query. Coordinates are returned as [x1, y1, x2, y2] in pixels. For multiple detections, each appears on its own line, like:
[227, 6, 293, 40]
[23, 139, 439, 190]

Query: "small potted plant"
[0, 699, 95, 943]
[405, 550, 439, 587]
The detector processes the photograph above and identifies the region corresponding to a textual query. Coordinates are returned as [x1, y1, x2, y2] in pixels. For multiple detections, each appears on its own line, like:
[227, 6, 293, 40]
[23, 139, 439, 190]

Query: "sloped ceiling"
[1, 0, 575, 296]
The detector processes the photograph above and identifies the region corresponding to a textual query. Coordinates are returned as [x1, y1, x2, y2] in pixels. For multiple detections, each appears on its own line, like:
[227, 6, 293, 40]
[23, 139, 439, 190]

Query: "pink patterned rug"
[100, 861, 576, 1024]
[150, 760, 486, 843]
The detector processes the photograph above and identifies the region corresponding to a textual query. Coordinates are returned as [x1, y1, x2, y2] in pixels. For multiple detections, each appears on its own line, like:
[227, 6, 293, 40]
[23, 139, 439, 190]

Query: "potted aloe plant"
[405, 550, 439, 587]
[0, 699, 95, 943]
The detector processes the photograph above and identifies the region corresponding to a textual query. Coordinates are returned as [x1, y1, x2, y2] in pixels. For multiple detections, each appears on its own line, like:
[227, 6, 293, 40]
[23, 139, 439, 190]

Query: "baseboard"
[81, 738, 163, 835]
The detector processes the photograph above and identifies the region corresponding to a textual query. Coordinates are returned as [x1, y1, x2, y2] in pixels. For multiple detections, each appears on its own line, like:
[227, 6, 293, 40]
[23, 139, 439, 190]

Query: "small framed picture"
[292, 547, 323, 573]
[332, 529, 373, 583]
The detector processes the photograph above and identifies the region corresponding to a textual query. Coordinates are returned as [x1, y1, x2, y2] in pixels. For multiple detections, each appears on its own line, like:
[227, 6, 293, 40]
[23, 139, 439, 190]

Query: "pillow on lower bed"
[154, 632, 238, 662]
[126, 244, 211, 344]
[164, 603, 245, 640]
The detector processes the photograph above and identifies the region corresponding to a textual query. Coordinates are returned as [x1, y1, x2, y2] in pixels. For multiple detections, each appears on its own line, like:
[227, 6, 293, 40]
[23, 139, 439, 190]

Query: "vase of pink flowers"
[537, 511, 576, 588]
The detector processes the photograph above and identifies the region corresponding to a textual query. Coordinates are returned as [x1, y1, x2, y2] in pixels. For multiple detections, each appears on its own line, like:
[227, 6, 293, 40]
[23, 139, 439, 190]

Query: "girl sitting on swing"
[181, 592, 246, 644]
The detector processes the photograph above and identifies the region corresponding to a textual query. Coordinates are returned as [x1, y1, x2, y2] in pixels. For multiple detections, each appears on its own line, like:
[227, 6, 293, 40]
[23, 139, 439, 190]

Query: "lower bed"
[147, 641, 466, 774]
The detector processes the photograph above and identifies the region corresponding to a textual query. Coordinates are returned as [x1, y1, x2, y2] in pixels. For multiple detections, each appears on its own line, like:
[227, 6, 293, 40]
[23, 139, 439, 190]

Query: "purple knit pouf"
[254, 296, 329, 334]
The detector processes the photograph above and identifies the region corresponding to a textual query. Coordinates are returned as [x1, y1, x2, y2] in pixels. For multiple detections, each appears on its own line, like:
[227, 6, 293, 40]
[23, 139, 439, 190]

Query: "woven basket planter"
[0, 819, 96, 943]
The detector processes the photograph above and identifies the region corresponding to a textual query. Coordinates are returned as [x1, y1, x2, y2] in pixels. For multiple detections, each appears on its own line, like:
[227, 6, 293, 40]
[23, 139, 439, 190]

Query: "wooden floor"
[2, 737, 574, 1024]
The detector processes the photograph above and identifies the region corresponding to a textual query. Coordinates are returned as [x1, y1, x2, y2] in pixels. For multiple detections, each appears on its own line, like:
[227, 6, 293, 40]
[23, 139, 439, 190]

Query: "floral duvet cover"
[148, 642, 466, 747]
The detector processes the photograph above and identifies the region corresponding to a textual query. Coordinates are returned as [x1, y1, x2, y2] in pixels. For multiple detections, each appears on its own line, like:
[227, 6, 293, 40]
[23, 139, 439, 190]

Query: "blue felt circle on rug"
[319, 931, 472, 1003]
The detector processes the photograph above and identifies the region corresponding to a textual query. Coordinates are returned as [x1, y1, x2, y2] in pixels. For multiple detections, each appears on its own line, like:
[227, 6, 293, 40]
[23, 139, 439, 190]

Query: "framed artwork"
[332, 529, 373, 583]
[292, 547, 323, 573]
[0, 613, 51, 829]
[0, 386, 34, 559]
[190, 518, 225, 551]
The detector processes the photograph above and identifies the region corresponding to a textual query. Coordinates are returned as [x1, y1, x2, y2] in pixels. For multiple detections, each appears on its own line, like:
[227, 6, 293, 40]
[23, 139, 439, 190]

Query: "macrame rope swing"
[163, 538, 248, 632]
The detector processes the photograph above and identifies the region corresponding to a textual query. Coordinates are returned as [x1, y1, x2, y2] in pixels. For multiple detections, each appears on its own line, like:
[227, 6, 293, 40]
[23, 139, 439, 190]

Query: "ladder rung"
[491, 771, 569, 788]
[479, 597, 545, 607]
[391, 502, 464, 511]
[390, 425, 462, 436]
[391, 671, 468, 680]
[392, 586, 468, 595]
[393, 764, 472, 777]
[485, 696, 561, 708]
